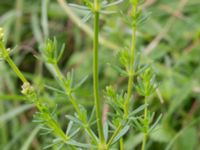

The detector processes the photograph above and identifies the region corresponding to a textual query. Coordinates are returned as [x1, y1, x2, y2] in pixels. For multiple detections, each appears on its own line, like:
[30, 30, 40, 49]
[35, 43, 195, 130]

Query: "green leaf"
[103, 122, 109, 142]
[81, 11, 92, 23]
[132, 118, 143, 132]
[73, 75, 88, 91]
[66, 140, 96, 148]
[120, 11, 132, 27]
[45, 84, 65, 94]
[56, 43, 65, 63]
[137, 11, 152, 25]
[108, 63, 128, 76]
[111, 125, 130, 145]
[149, 114, 162, 133]
[128, 104, 148, 117]
[89, 106, 96, 123]
[68, 3, 90, 11]
[100, 10, 117, 15]
[66, 121, 74, 135]
[69, 128, 80, 138]
[102, 0, 124, 8]
[66, 115, 82, 126]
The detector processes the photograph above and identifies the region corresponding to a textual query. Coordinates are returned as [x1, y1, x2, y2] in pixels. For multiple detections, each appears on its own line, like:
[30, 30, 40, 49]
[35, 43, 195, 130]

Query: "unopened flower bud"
[21, 82, 35, 95]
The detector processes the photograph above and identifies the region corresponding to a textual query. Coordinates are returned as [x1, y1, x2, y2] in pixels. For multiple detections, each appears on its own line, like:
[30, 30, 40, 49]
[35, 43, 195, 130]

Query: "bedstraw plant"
[0, 0, 161, 149]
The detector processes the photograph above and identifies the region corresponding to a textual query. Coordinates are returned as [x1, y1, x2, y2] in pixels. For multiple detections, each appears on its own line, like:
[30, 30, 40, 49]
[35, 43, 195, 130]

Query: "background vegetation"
[0, 0, 200, 149]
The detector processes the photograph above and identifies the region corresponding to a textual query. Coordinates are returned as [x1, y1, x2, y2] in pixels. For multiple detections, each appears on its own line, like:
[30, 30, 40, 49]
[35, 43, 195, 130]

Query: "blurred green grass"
[0, 0, 200, 149]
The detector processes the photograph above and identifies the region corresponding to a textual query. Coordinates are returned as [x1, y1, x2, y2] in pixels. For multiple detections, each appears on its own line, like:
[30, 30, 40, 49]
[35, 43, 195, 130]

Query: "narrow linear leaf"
[45, 84, 66, 94]
[129, 104, 148, 117]
[69, 128, 80, 138]
[66, 115, 82, 126]
[102, 0, 124, 8]
[68, 3, 90, 11]
[108, 63, 128, 76]
[66, 140, 96, 148]
[100, 10, 117, 15]
[57, 44, 66, 63]
[81, 12, 93, 23]
[103, 122, 109, 142]
[73, 75, 89, 91]
[111, 125, 130, 145]
[66, 120, 74, 135]
[149, 114, 163, 133]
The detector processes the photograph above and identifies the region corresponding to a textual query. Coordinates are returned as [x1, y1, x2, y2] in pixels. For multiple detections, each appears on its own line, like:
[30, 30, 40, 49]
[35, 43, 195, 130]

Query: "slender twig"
[107, 2, 138, 148]
[141, 96, 148, 150]
[0, 46, 69, 143]
[120, 138, 124, 150]
[52, 63, 98, 144]
[6, 56, 27, 83]
[93, 0, 105, 144]
[124, 25, 136, 118]
[107, 124, 122, 146]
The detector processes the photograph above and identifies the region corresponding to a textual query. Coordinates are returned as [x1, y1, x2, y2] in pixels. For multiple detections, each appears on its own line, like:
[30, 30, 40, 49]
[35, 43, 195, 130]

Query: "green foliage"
[1, 0, 200, 150]
[135, 68, 157, 96]
[0, 0, 160, 149]
[41, 38, 65, 64]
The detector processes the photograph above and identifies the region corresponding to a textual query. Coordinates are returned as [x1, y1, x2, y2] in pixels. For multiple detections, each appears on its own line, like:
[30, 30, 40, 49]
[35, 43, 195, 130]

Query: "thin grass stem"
[93, 0, 105, 144]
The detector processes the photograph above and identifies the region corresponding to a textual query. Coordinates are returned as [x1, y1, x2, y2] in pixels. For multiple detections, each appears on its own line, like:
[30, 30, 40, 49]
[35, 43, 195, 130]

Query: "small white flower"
[21, 82, 34, 95]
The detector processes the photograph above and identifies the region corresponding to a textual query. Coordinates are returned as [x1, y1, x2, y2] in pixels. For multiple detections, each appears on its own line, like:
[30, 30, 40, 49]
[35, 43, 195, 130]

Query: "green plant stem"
[93, 2, 105, 144]
[68, 93, 98, 143]
[52, 63, 98, 144]
[120, 137, 124, 150]
[124, 7, 137, 119]
[107, 124, 122, 146]
[1, 47, 69, 143]
[141, 133, 147, 150]
[94, 0, 99, 9]
[53, 63, 65, 83]
[141, 96, 148, 150]
[107, 3, 138, 147]
[44, 112, 69, 141]
[6, 55, 27, 83]
[32, 99, 69, 143]
[0, 42, 26, 83]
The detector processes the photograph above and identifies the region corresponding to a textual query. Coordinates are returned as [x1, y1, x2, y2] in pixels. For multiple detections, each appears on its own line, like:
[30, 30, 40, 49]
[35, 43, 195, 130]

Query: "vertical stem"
[1, 48, 70, 144]
[94, 0, 99, 9]
[108, 124, 122, 146]
[6, 56, 27, 83]
[52, 63, 98, 144]
[141, 134, 147, 150]
[120, 137, 124, 150]
[141, 96, 148, 150]
[124, 4, 137, 118]
[93, 0, 104, 143]
[108, 2, 138, 148]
